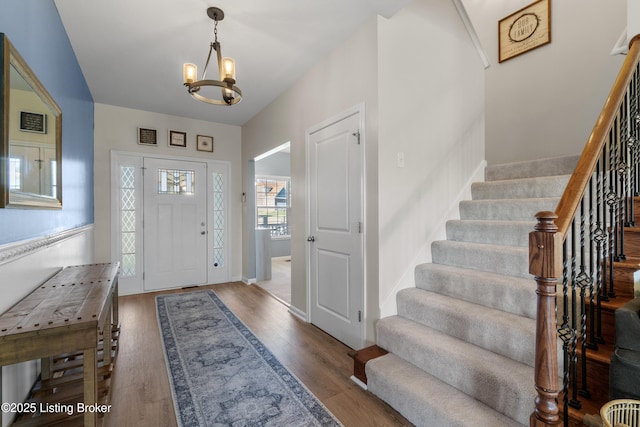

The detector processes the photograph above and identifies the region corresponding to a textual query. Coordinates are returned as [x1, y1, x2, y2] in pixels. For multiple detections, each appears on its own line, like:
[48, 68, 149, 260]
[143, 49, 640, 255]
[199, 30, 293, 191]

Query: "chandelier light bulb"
[221, 57, 236, 83]
[183, 63, 197, 85]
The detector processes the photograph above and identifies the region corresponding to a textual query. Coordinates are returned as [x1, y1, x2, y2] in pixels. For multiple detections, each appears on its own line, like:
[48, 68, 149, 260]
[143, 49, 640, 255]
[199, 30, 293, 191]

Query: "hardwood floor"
[103, 282, 412, 427]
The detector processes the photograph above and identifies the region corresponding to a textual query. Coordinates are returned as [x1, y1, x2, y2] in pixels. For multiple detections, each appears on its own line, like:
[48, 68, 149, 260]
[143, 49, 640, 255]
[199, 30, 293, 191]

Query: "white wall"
[0, 227, 94, 427]
[462, 0, 626, 165]
[630, 0, 640, 44]
[242, 18, 379, 336]
[376, 0, 486, 318]
[93, 103, 243, 284]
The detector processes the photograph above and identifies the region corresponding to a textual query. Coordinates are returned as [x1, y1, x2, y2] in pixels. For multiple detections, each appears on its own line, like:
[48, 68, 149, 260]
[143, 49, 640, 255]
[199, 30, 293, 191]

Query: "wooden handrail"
[555, 35, 640, 236]
[530, 34, 640, 427]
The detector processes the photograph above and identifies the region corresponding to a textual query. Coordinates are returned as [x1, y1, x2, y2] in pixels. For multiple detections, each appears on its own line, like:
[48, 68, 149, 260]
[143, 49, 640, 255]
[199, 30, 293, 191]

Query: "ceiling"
[53, 0, 408, 127]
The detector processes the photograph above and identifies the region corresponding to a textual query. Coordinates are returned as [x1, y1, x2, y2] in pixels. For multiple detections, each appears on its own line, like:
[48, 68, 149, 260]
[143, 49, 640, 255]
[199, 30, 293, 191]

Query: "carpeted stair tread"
[446, 219, 535, 247]
[484, 155, 579, 182]
[431, 240, 529, 279]
[375, 316, 534, 425]
[366, 353, 525, 427]
[414, 263, 536, 318]
[471, 175, 570, 200]
[459, 197, 559, 221]
[396, 287, 535, 366]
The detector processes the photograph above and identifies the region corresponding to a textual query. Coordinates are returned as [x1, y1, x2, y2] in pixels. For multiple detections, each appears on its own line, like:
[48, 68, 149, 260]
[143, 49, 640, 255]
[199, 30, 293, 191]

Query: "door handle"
[201, 231, 206, 235]
[307, 236, 315, 242]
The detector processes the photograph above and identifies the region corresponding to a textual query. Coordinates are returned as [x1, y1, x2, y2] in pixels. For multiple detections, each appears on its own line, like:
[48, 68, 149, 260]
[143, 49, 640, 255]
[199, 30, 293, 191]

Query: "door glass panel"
[157, 169, 195, 195]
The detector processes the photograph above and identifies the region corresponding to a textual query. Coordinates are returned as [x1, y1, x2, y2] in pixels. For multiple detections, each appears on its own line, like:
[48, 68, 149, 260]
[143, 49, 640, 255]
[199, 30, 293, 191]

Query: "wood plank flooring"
[103, 282, 412, 427]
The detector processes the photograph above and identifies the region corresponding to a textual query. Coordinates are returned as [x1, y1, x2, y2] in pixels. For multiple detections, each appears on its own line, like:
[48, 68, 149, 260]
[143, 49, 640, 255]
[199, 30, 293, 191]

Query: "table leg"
[83, 347, 97, 427]
[41, 356, 51, 380]
[112, 282, 119, 327]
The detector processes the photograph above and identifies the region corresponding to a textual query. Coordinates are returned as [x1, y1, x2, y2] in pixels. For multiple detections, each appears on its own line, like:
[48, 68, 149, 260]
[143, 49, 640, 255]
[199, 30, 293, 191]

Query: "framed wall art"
[498, 0, 551, 63]
[20, 111, 47, 133]
[196, 134, 214, 152]
[138, 127, 157, 146]
[169, 130, 187, 148]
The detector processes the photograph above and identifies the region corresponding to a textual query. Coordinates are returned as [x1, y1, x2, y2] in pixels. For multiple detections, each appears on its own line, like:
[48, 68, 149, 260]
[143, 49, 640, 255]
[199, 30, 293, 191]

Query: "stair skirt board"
[371, 158, 578, 426]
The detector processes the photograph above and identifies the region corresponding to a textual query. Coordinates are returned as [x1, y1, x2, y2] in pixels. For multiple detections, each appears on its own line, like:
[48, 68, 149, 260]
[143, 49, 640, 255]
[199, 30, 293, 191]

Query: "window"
[157, 169, 195, 195]
[9, 158, 21, 190]
[255, 177, 290, 237]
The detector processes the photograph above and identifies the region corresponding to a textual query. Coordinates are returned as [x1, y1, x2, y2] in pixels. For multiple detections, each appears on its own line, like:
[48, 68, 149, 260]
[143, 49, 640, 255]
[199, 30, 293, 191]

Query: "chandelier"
[183, 7, 242, 105]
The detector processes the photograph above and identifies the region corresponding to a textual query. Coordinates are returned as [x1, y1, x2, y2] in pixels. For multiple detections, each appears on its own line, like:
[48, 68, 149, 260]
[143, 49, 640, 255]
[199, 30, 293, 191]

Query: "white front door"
[143, 157, 208, 291]
[308, 110, 363, 350]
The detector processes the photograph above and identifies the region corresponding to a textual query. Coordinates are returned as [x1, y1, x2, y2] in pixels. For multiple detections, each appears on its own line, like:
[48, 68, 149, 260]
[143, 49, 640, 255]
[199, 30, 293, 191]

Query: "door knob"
[307, 236, 315, 242]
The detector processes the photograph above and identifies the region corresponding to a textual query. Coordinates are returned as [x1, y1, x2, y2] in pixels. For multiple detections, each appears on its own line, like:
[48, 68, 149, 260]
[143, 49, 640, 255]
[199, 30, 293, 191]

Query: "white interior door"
[143, 157, 208, 291]
[308, 110, 363, 350]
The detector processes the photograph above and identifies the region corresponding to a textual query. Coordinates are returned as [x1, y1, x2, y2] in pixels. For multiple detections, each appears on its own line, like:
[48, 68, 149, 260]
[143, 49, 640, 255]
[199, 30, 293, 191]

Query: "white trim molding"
[453, 0, 490, 69]
[0, 224, 94, 266]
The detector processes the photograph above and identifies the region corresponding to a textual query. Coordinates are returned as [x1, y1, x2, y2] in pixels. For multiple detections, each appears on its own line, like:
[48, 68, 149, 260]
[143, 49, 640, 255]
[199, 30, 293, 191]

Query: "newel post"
[529, 211, 562, 427]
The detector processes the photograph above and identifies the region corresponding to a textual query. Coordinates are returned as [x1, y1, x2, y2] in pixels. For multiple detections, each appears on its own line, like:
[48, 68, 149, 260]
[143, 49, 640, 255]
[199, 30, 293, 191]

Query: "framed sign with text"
[20, 111, 47, 133]
[499, 0, 551, 63]
[138, 127, 157, 146]
[169, 130, 187, 148]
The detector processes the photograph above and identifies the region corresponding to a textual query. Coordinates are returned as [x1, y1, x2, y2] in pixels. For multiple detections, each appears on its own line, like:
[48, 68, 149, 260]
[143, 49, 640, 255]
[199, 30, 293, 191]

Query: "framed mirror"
[1, 33, 62, 209]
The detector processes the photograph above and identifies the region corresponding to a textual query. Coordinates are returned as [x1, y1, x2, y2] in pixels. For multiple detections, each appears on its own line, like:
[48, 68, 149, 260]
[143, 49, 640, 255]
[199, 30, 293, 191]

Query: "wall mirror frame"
[0, 33, 62, 209]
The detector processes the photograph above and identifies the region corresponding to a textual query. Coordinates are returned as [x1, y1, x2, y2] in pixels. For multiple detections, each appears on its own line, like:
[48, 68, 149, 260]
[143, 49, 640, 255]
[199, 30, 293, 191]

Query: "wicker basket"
[601, 399, 640, 427]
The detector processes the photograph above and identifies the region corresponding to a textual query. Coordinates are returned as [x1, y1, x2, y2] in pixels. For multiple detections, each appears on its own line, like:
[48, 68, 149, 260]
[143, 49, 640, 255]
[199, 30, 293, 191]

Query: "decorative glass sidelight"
[120, 166, 136, 277]
[212, 172, 224, 268]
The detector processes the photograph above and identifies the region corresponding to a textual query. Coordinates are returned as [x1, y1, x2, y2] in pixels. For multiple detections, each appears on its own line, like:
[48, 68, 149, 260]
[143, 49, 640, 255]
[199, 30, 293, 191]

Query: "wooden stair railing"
[530, 35, 640, 427]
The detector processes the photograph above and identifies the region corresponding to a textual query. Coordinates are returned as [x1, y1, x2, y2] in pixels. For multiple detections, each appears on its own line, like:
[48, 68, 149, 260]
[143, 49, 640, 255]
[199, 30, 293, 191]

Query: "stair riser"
[432, 241, 530, 279]
[586, 303, 616, 345]
[623, 229, 640, 255]
[471, 175, 570, 200]
[414, 264, 537, 318]
[574, 354, 610, 407]
[459, 198, 559, 221]
[446, 220, 534, 247]
[612, 263, 640, 298]
[484, 155, 579, 182]
[396, 289, 535, 366]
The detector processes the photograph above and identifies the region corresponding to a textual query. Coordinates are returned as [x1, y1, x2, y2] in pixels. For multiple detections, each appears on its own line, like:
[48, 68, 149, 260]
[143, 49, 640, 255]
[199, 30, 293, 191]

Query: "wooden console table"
[0, 262, 119, 426]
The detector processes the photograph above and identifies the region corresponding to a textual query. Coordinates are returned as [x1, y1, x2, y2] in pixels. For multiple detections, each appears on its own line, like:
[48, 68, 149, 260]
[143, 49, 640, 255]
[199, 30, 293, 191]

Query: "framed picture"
[169, 130, 187, 148]
[498, 0, 551, 63]
[20, 111, 47, 133]
[138, 127, 157, 146]
[196, 134, 214, 152]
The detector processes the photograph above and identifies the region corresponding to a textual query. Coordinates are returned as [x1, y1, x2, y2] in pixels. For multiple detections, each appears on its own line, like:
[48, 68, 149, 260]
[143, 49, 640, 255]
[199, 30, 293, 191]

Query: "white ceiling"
[54, 0, 408, 127]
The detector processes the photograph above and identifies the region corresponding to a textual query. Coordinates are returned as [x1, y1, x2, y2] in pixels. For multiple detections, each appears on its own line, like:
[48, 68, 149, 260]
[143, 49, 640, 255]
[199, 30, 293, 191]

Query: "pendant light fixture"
[183, 7, 242, 105]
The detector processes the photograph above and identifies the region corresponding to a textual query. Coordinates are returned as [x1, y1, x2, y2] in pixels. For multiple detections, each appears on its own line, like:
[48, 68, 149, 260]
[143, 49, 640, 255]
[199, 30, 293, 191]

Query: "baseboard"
[350, 375, 368, 390]
[288, 304, 307, 322]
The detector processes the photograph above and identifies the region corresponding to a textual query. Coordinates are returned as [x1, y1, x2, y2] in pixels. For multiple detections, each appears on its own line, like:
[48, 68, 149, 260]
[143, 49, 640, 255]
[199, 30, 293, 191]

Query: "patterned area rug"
[156, 290, 343, 427]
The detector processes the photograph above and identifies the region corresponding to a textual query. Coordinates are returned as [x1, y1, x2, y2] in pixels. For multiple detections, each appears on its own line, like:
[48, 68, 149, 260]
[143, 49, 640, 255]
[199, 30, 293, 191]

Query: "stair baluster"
[530, 35, 640, 426]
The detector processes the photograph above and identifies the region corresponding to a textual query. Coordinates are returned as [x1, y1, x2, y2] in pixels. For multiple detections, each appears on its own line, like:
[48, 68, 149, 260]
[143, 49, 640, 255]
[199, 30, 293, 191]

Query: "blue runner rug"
[156, 290, 343, 427]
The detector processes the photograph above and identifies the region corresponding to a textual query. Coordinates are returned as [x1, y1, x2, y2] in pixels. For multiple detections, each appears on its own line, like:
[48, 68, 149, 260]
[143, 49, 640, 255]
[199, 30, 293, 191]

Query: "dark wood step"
[612, 256, 640, 299]
[351, 345, 388, 384]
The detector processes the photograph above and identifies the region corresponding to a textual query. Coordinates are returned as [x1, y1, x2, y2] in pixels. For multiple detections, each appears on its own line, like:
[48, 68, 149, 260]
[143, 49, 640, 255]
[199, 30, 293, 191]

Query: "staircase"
[364, 156, 579, 426]
[354, 35, 640, 427]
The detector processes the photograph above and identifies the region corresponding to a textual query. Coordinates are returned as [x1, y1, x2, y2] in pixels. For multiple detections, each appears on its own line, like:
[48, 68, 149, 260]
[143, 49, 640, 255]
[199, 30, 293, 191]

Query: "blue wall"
[0, 0, 94, 244]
